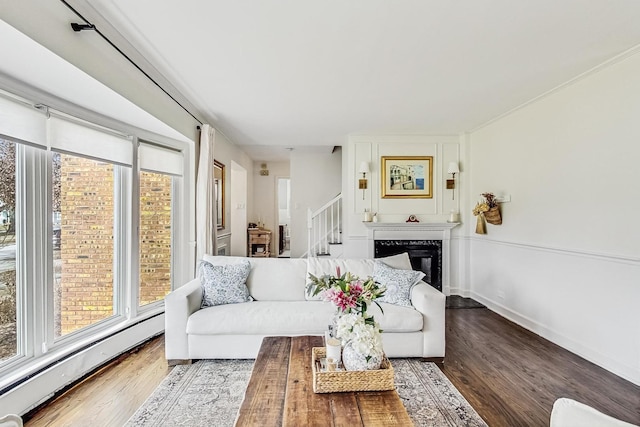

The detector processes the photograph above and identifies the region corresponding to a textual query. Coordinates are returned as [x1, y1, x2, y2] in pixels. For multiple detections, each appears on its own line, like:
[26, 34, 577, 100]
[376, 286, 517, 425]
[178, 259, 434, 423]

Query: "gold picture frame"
[213, 160, 225, 229]
[381, 156, 433, 198]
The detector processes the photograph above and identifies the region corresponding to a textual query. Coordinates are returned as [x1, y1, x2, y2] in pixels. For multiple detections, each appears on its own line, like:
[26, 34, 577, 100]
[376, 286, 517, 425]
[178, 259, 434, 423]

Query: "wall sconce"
[358, 161, 370, 200]
[259, 163, 269, 176]
[446, 162, 460, 200]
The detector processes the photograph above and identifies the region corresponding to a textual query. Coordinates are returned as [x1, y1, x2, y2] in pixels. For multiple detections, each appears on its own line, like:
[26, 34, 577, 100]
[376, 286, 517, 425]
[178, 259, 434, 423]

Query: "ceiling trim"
[470, 43, 640, 133]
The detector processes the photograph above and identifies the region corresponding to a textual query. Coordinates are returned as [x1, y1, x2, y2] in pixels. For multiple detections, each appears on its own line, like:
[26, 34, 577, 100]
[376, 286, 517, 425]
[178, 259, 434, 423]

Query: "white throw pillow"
[374, 260, 425, 307]
[199, 260, 253, 308]
[378, 252, 413, 270]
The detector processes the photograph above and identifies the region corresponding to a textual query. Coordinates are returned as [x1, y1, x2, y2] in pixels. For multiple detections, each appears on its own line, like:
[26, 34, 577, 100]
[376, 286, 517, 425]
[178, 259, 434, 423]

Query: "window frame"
[0, 91, 190, 385]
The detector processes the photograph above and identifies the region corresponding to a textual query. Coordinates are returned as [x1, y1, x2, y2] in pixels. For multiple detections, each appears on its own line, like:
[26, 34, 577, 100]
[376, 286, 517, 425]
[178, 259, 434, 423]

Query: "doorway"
[276, 177, 291, 257]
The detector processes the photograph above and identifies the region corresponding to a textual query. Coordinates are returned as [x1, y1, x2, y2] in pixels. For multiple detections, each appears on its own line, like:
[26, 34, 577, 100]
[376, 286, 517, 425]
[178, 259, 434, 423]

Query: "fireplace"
[363, 222, 458, 294]
[374, 240, 442, 291]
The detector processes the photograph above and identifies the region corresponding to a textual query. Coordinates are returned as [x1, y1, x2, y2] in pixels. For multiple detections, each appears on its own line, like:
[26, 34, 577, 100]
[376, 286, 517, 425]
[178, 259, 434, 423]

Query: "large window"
[0, 138, 17, 363]
[0, 90, 185, 381]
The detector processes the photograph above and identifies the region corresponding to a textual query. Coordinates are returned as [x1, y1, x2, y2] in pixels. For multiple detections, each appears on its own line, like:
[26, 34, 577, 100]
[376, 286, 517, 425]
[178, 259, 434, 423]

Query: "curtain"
[196, 124, 217, 262]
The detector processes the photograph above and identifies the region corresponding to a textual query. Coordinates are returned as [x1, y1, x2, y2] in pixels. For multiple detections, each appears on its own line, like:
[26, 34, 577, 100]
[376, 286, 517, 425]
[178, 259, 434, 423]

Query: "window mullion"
[129, 137, 140, 317]
[20, 145, 50, 356]
[115, 164, 133, 319]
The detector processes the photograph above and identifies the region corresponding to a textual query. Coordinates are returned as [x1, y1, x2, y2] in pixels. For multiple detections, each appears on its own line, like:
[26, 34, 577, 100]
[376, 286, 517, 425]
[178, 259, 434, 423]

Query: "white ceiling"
[52, 1, 640, 159]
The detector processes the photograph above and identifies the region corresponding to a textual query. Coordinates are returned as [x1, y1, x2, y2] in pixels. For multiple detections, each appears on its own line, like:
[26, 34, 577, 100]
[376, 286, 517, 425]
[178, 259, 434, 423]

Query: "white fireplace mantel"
[363, 222, 459, 246]
[363, 222, 460, 294]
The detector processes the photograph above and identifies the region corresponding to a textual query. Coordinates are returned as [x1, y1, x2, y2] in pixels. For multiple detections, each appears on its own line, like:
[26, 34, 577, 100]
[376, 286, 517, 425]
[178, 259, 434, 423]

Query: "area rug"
[124, 359, 487, 427]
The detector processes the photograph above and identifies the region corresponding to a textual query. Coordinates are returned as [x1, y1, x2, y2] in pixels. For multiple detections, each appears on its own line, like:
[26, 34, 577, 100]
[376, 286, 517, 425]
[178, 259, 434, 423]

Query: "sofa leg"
[167, 359, 192, 366]
[421, 357, 445, 366]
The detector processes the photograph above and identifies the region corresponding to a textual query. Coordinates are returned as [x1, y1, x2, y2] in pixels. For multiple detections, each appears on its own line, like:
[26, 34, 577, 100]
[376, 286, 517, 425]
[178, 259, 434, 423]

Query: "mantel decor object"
[447, 210, 460, 223]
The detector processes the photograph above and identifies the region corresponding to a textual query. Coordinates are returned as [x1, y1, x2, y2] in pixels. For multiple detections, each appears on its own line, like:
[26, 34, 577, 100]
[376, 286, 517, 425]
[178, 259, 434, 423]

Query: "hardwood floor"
[441, 308, 639, 426]
[24, 336, 170, 427]
[23, 308, 640, 427]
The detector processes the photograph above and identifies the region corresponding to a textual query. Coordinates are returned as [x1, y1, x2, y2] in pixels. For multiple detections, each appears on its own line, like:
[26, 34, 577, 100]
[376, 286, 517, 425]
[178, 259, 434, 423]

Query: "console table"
[248, 228, 271, 257]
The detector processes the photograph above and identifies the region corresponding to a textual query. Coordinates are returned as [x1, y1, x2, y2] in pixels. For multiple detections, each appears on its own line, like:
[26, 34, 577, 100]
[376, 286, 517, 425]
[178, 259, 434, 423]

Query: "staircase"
[307, 194, 343, 258]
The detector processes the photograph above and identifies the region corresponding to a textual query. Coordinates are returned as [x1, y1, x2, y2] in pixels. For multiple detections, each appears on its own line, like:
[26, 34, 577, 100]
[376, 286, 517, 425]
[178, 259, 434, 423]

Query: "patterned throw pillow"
[374, 260, 425, 307]
[200, 260, 253, 308]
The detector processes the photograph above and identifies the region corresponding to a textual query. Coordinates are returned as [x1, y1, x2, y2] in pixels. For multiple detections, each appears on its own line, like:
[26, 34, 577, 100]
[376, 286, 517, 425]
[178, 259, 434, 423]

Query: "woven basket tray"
[311, 347, 395, 393]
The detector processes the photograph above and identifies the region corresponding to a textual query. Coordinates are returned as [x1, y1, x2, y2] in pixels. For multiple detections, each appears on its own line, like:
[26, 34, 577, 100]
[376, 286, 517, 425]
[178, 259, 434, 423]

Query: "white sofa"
[164, 253, 446, 364]
[550, 398, 638, 427]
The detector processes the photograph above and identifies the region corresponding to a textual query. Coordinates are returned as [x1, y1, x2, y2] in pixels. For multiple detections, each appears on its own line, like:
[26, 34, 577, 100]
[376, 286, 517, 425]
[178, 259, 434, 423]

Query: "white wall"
[290, 149, 342, 257]
[341, 135, 468, 294]
[468, 51, 640, 385]
[211, 132, 254, 255]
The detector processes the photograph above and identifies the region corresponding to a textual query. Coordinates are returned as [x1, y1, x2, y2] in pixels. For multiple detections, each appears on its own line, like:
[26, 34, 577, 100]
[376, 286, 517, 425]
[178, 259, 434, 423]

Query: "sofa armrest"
[550, 398, 638, 427]
[165, 278, 202, 361]
[411, 281, 446, 358]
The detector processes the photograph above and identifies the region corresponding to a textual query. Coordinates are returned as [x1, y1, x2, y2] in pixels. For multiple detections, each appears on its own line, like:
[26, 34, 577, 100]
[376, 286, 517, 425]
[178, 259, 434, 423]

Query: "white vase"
[342, 342, 382, 371]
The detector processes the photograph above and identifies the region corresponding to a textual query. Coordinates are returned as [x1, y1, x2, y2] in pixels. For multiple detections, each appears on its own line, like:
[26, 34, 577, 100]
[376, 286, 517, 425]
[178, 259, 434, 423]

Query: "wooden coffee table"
[235, 336, 413, 426]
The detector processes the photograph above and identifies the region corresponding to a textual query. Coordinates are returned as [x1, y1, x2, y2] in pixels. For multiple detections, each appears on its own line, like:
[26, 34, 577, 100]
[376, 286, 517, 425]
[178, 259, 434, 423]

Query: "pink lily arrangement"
[307, 266, 385, 316]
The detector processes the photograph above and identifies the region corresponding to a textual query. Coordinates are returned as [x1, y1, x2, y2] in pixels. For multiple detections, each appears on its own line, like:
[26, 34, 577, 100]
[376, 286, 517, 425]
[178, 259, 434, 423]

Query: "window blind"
[0, 90, 47, 146]
[139, 141, 183, 176]
[48, 113, 133, 166]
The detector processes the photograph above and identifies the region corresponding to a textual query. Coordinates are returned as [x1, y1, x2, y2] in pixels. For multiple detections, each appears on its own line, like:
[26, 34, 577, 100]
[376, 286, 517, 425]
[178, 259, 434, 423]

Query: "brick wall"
[59, 155, 114, 336]
[58, 160, 173, 335]
[139, 171, 172, 305]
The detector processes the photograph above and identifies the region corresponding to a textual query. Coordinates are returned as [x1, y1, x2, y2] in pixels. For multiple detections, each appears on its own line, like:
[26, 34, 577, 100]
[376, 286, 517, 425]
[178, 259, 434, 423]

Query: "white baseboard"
[448, 287, 472, 298]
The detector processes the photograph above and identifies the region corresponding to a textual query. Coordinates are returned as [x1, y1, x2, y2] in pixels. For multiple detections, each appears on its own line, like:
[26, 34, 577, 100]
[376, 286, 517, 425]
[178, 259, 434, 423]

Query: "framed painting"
[381, 156, 433, 198]
[214, 160, 225, 229]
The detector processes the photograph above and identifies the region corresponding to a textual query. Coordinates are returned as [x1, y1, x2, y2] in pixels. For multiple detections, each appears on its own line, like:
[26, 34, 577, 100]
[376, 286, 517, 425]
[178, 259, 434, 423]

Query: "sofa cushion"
[199, 260, 253, 308]
[246, 257, 307, 301]
[187, 300, 422, 335]
[374, 261, 425, 307]
[202, 255, 307, 301]
[305, 253, 413, 300]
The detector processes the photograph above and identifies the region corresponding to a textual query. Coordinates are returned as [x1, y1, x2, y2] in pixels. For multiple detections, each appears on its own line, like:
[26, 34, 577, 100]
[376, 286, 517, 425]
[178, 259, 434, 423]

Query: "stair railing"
[307, 194, 342, 257]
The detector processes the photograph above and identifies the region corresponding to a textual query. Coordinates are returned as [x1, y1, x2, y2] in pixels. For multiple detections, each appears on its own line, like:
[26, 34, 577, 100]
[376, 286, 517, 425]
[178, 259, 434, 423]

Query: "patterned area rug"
[125, 359, 487, 427]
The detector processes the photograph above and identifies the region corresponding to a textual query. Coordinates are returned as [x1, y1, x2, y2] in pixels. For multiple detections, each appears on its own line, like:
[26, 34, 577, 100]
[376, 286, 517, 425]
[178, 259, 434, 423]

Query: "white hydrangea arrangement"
[335, 312, 384, 361]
